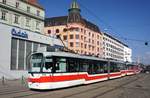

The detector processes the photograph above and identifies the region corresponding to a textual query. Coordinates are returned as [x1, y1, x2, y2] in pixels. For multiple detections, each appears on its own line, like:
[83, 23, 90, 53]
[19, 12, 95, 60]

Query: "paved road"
[0, 73, 150, 98]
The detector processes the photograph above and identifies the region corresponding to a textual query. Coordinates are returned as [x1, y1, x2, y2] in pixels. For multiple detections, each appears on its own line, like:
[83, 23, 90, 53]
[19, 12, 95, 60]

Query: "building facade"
[0, 0, 63, 79]
[44, 0, 103, 57]
[103, 33, 131, 62]
[124, 46, 132, 62]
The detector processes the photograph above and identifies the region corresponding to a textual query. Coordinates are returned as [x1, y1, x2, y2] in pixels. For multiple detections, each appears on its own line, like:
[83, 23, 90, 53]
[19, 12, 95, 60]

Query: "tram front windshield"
[30, 53, 43, 72]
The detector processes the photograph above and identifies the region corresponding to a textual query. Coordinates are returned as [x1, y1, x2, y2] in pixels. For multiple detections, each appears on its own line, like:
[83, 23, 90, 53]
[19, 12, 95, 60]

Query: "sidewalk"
[0, 77, 28, 89]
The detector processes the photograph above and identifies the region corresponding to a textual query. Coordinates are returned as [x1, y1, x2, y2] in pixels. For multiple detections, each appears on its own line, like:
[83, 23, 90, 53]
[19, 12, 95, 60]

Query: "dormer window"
[37, 10, 40, 16]
[16, 2, 19, 8]
[27, 6, 30, 13]
[36, 21, 40, 30]
[1, 11, 7, 21]
[48, 30, 51, 34]
[14, 15, 20, 24]
[56, 29, 59, 33]
[2, 0, 6, 4]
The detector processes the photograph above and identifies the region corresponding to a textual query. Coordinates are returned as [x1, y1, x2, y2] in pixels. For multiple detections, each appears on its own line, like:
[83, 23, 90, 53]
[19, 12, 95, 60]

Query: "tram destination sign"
[11, 28, 28, 39]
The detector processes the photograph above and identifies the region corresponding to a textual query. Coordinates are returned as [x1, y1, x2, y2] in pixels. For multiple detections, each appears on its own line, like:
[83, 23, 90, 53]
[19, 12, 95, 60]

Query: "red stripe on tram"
[28, 74, 109, 83]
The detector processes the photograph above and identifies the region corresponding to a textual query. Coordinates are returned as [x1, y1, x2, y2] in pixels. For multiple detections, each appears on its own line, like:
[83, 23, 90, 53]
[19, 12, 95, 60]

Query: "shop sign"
[11, 28, 28, 39]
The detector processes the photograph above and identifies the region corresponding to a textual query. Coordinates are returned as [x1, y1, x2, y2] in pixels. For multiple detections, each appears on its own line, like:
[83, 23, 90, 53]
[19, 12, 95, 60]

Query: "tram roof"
[38, 52, 124, 63]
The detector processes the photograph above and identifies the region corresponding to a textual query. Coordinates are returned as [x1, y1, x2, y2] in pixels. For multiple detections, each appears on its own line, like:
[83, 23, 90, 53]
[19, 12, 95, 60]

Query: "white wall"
[0, 0, 44, 33]
[124, 46, 132, 62]
[103, 33, 124, 61]
[0, 23, 12, 79]
[0, 23, 63, 79]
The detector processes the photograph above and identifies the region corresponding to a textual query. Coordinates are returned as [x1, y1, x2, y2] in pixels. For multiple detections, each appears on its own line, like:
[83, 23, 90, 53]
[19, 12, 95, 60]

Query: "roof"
[104, 33, 128, 47]
[45, 16, 101, 33]
[45, 16, 68, 26]
[21, 0, 44, 10]
[34, 51, 124, 63]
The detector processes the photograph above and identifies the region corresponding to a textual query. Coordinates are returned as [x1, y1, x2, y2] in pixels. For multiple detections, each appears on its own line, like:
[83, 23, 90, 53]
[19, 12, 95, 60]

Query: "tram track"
[0, 89, 29, 96]
[91, 74, 148, 98]
[59, 75, 143, 98]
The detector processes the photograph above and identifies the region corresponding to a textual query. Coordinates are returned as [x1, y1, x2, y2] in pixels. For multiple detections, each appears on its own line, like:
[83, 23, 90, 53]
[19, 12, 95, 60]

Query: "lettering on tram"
[28, 52, 141, 90]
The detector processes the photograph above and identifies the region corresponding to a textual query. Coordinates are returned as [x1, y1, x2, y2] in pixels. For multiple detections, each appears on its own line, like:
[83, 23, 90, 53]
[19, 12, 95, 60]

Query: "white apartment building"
[103, 33, 130, 61]
[0, 0, 63, 79]
[124, 46, 132, 62]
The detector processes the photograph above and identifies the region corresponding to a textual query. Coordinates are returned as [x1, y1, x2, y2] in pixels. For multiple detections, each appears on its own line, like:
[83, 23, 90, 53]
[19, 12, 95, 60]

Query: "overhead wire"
[78, 1, 150, 45]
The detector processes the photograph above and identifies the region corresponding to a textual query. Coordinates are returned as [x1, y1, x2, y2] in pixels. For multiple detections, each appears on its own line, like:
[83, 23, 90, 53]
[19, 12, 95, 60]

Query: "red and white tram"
[28, 52, 139, 90]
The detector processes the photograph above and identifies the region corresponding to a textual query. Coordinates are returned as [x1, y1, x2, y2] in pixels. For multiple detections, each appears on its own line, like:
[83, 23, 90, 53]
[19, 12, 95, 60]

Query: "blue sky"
[38, 0, 150, 64]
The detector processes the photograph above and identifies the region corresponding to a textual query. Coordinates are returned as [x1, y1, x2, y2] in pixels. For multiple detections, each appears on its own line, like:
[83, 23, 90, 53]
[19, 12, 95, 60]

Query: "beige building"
[44, 0, 103, 57]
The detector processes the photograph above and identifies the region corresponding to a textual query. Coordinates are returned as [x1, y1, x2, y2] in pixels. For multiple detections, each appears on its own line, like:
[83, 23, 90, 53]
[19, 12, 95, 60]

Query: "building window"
[11, 38, 17, 70]
[14, 15, 19, 24]
[81, 35, 83, 40]
[92, 34, 94, 37]
[2, 0, 6, 4]
[84, 37, 86, 42]
[97, 48, 99, 51]
[92, 46, 94, 51]
[89, 32, 91, 36]
[26, 17, 30, 27]
[48, 30, 51, 34]
[27, 6, 30, 13]
[16, 2, 19, 8]
[63, 28, 67, 32]
[89, 39, 91, 43]
[1, 11, 7, 20]
[36, 21, 40, 30]
[97, 35, 99, 39]
[97, 41, 99, 45]
[76, 34, 79, 39]
[11, 38, 48, 70]
[84, 30, 86, 34]
[89, 45, 91, 50]
[81, 43, 83, 48]
[81, 28, 83, 32]
[56, 29, 59, 33]
[92, 40, 94, 44]
[70, 42, 74, 47]
[63, 35, 67, 40]
[84, 44, 87, 48]
[70, 34, 74, 39]
[18, 40, 25, 70]
[76, 42, 80, 47]
[37, 10, 40, 16]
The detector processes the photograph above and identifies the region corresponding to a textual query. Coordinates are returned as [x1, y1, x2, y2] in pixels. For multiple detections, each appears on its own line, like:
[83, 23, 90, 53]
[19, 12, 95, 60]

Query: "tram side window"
[88, 61, 94, 74]
[118, 63, 126, 70]
[127, 64, 133, 70]
[55, 58, 67, 73]
[94, 61, 108, 74]
[67, 58, 79, 72]
[110, 62, 120, 72]
[79, 60, 89, 72]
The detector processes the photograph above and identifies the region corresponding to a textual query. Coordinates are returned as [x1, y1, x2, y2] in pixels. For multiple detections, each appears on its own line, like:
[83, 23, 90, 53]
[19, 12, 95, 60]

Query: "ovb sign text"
[11, 28, 28, 39]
